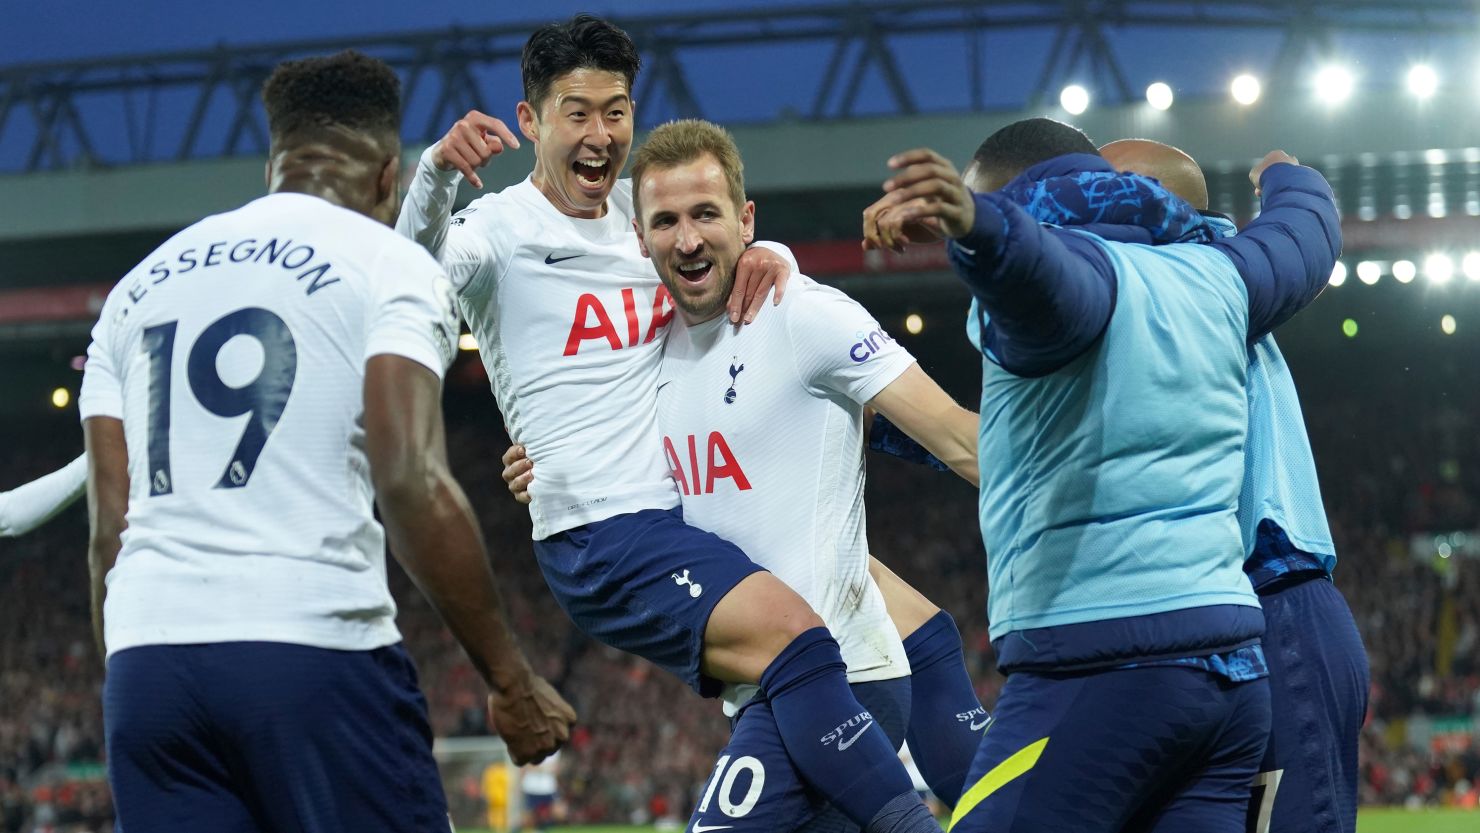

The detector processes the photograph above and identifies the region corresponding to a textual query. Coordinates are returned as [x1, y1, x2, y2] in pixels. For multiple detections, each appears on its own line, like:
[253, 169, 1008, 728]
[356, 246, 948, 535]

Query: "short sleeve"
[365, 244, 460, 379]
[785, 284, 916, 404]
[78, 299, 124, 420]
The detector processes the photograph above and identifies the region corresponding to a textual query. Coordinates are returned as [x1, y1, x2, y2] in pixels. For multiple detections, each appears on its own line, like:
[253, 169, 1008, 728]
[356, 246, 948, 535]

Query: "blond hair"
[630, 119, 745, 222]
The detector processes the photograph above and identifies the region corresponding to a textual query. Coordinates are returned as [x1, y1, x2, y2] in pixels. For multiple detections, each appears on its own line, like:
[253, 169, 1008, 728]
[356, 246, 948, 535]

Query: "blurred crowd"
[1, 384, 1477, 831]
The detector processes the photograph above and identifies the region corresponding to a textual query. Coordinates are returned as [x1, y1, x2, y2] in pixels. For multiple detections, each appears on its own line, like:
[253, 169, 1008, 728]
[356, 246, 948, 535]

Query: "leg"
[104, 646, 262, 833]
[536, 509, 940, 833]
[1255, 576, 1370, 833]
[197, 642, 449, 833]
[950, 667, 1264, 833]
[872, 557, 987, 808]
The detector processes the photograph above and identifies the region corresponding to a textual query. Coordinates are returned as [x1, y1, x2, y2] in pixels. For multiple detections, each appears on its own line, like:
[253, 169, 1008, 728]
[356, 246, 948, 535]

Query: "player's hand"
[501, 444, 533, 505]
[729, 246, 792, 325]
[1249, 150, 1298, 197]
[430, 110, 522, 190]
[862, 149, 975, 253]
[487, 673, 578, 765]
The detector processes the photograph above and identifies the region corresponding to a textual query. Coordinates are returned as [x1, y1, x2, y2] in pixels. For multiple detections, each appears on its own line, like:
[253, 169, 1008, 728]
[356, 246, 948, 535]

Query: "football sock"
[760, 627, 938, 831]
[903, 610, 988, 808]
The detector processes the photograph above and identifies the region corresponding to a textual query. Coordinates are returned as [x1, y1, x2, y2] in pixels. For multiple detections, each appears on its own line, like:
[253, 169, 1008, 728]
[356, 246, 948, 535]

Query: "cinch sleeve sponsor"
[786, 284, 916, 404]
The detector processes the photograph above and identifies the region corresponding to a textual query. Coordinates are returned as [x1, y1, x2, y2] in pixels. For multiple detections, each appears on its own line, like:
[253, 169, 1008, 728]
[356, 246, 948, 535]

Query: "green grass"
[463, 809, 1478, 833]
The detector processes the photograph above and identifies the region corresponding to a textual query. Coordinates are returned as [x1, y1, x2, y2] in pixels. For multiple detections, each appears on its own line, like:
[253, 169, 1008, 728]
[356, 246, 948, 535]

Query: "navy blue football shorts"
[950, 665, 1272, 833]
[104, 641, 448, 833]
[1250, 574, 1369, 833]
[533, 506, 765, 697]
[686, 676, 913, 833]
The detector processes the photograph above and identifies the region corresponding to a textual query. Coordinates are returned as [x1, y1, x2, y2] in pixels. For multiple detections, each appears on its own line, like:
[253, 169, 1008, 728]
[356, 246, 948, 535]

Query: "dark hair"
[522, 14, 641, 113]
[971, 117, 1097, 183]
[262, 50, 401, 150]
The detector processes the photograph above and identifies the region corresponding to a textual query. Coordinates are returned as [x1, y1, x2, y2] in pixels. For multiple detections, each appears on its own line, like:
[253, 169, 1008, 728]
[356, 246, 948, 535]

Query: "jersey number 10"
[141, 307, 297, 496]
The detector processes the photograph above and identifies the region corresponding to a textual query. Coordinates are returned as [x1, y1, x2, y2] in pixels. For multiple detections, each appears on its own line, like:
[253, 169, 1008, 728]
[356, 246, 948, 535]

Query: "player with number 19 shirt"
[81, 192, 449, 654]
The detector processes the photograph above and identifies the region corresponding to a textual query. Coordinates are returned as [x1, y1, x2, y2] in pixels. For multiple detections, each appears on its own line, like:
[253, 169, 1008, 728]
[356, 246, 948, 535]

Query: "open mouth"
[676, 259, 713, 284]
[572, 158, 610, 190]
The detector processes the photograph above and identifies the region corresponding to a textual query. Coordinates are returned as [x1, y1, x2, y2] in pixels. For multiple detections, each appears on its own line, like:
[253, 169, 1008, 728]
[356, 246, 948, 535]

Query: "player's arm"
[0, 453, 87, 538]
[395, 111, 519, 284]
[1208, 152, 1342, 341]
[82, 420, 127, 660]
[863, 149, 1117, 377]
[866, 367, 979, 486]
[366, 354, 575, 764]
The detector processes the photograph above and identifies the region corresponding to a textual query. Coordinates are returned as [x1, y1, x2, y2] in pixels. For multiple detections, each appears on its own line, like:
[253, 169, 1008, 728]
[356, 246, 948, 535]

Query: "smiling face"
[517, 68, 633, 219]
[635, 154, 755, 324]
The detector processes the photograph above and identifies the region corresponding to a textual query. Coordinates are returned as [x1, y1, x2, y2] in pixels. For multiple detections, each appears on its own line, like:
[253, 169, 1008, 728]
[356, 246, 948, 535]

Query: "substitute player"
[631, 119, 982, 831]
[81, 51, 574, 832]
[397, 15, 940, 833]
[0, 454, 84, 537]
[863, 119, 1341, 832]
[1102, 138, 1369, 833]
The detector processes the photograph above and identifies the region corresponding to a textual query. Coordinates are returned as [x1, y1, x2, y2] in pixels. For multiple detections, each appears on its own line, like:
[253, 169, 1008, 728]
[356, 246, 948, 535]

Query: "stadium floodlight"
[1329, 262, 1347, 287]
[1407, 64, 1439, 100]
[1146, 82, 1174, 111]
[1393, 259, 1417, 283]
[1314, 65, 1355, 105]
[1231, 74, 1261, 106]
[1424, 253, 1455, 284]
[1464, 251, 1480, 281]
[1441, 314, 1457, 335]
[1356, 261, 1381, 285]
[51, 388, 70, 409]
[1060, 84, 1090, 115]
[458, 333, 478, 351]
[905, 313, 924, 335]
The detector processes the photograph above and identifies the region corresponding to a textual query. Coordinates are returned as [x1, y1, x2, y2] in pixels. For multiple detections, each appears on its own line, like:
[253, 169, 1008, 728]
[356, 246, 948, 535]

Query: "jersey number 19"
[141, 307, 297, 496]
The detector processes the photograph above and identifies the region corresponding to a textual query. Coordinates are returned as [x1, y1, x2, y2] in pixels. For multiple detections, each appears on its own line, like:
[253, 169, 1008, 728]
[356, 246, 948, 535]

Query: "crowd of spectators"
[0, 380, 1476, 830]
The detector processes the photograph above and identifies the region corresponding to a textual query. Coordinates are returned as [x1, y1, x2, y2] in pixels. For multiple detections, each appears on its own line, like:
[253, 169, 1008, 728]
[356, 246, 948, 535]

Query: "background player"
[862, 119, 1340, 832]
[631, 118, 982, 831]
[1101, 138, 1370, 833]
[397, 15, 942, 833]
[81, 50, 574, 832]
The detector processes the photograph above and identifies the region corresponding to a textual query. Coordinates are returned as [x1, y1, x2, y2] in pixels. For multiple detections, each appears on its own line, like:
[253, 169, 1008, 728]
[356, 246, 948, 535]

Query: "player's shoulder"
[774, 274, 866, 319]
[452, 177, 545, 231]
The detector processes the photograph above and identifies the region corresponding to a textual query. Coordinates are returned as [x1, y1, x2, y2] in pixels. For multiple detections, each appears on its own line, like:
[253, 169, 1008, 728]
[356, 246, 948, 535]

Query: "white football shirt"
[399, 151, 696, 539]
[657, 276, 916, 710]
[80, 192, 458, 657]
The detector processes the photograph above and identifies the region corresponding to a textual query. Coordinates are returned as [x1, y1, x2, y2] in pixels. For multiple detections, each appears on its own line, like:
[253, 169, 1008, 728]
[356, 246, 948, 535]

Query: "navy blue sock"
[760, 627, 936, 831]
[903, 610, 988, 808]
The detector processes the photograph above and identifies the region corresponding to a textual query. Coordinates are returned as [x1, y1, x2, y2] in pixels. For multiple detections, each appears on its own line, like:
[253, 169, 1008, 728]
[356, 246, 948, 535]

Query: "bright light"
[1314, 65, 1355, 105]
[905, 313, 924, 335]
[1393, 260, 1417, 283]
[1328, 262, 1347, 287]
[1231, 74, 1261, 106]
[1441, 314, 1458, 335]
[457, 333, 478, 351]
[1356, 261, 1381, 285]
[1425, 253, 1455, 284]
[1060, 84, 1090, 115]
[1463, 251, 1480, 281]
[51, 388, 70, 409]
[1146, 82, 1174, 111]
[1407, 65, 1439, 100]
[1341, 319, 1359, 338]
[1425, 148, 1448, 166]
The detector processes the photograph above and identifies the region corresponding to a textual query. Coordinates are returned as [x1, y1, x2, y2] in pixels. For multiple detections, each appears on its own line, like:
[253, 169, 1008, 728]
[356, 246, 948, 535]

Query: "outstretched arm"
[862, 148, 1117, 377]
[0, 453, 87, 538]
[1209, 152, 1342, 340]
[866, 366, 979, 486]
[83, 421, 128, 660]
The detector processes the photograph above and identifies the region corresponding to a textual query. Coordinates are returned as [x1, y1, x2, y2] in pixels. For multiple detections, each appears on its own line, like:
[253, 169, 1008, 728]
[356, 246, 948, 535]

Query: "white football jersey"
[397, 153, 681, 539]
[80, 192, 458, 657]
[658, 276, 916, 710]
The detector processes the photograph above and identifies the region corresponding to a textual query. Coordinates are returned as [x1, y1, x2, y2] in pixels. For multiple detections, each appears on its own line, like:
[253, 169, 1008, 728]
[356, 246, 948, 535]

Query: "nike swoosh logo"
[836, 720, 873, 751]
[545, 253, 583, 264]
[970, 717, 992, 731]
[692, 824, 732, 833]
